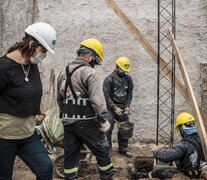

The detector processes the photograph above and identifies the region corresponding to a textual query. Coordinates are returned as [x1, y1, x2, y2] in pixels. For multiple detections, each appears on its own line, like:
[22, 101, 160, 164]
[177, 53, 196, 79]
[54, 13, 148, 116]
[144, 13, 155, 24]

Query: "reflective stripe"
[83, 99, 86, 106]
[98, 163, 113, 171]
[182, 169, 201, 176]
[77, 98, 80, 105]
[148, 171, 152, 178]
[64, 167, 78, 174]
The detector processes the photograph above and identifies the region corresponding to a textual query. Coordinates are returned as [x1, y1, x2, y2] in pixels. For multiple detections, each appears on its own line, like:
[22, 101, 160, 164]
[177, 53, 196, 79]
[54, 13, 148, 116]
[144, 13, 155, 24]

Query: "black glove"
[98, 111, 109, 123]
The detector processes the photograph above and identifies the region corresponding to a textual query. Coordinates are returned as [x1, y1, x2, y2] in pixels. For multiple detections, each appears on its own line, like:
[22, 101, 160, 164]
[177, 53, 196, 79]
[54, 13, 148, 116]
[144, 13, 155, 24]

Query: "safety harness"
[62, 64, 95, 119]
[181, 137, 204, 178]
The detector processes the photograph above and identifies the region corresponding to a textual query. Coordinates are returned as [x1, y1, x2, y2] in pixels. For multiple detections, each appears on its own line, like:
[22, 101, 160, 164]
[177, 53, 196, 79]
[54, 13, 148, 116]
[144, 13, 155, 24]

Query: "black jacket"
[154, 133, 205, 171]
[103, 71, 133, 111]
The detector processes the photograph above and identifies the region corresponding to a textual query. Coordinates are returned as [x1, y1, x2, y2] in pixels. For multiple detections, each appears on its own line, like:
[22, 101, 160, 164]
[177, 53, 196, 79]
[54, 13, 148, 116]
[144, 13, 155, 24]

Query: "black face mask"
[89, 58, 96, 68]
[117, 68, 125, 77]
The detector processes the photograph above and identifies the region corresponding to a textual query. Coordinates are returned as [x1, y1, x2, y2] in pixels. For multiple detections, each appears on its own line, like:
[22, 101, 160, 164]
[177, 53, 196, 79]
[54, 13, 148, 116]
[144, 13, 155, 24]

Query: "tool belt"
[62, 64, 95, 120]
[113, 98, 125, 109]
[62, 96, 95, 119]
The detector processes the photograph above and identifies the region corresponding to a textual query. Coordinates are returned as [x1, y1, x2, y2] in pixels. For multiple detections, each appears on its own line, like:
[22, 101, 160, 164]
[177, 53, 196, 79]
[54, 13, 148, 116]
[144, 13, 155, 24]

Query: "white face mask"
[31, 51, 46, 64]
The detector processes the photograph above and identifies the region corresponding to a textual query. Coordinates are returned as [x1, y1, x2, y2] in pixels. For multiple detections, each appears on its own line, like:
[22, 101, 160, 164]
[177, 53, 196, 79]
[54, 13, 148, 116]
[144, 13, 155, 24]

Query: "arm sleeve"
[154, 142, 186, 163]
[86, 69, 107, 115]
[126, 75, 133, 107]
[103, 77, 116, 111]
[56, 69, 65, 112]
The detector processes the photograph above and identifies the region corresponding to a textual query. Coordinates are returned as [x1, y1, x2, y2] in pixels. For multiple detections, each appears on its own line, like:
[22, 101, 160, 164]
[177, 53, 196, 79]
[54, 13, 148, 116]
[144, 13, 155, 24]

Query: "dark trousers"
[64, 120, 113, 180]
[107, 110, 129, 153]
[0, 131, 53, 180]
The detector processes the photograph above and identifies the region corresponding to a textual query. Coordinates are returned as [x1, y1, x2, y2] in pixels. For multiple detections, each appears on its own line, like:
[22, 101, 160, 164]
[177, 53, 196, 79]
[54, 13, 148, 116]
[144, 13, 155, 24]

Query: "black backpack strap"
[64, 64, 86, 99]
[111, 76, 115, 98]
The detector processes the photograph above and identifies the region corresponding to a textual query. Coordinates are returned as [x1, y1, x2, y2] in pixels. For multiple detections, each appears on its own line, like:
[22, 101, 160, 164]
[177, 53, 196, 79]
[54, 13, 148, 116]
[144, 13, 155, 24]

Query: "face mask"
[89, 58, 96, 68]
[117, 67, 125, 77]
[31, 50, 46, 64]
[181, 124, 197, 135]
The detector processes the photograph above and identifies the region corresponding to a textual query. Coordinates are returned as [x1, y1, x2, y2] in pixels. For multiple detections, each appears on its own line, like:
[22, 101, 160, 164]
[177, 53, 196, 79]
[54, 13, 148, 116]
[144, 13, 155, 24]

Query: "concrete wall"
[0, 0, 206, 142]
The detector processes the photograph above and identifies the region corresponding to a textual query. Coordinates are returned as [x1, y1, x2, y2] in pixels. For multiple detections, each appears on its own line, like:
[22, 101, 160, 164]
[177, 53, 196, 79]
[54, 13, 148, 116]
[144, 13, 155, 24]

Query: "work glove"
[99, 120, 110, 133]
[124, 107, 130, 115]
[114, 107, 123, 116]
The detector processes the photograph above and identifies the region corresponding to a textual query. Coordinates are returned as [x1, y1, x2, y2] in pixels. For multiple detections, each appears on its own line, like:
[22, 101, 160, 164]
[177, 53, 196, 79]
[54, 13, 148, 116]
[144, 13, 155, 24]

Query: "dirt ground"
[13, 142, 190, 180]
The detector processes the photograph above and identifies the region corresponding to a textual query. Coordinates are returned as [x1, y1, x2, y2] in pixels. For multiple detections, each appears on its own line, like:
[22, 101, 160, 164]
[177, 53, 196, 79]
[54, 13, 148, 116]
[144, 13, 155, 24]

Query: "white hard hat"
[25, 22, 56, 55]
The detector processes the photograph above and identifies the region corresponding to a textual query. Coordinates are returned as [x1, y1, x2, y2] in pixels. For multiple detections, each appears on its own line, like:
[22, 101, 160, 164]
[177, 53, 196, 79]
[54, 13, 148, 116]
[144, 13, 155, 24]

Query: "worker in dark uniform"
[128, 112, 207, 179]
[103, 57, 133, 158]
[57, 38, 114, 180]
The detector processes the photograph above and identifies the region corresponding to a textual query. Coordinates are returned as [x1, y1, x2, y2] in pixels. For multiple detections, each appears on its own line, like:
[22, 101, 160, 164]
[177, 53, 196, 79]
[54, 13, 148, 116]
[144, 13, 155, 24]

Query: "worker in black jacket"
[128, 112, 207, 179]
[103, 57, 133, 158]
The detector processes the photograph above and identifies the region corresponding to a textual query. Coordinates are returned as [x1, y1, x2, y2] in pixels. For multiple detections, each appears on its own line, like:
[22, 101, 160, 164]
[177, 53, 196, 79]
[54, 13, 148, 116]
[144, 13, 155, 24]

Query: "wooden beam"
[168, 30, 207, 160]
[44, 69, 55, 111]
[105, 0, 187, 98]
[105, 0, 207, 126]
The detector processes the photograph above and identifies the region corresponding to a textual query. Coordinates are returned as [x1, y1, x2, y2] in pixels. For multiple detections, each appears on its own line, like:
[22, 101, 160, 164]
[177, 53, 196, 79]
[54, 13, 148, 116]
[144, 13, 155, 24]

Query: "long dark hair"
[7, 34, 40, 57]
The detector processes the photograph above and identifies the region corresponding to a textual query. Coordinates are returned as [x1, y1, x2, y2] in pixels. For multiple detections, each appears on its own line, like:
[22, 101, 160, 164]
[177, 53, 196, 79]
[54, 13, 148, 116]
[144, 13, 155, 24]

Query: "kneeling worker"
[128, 112, 206, 179]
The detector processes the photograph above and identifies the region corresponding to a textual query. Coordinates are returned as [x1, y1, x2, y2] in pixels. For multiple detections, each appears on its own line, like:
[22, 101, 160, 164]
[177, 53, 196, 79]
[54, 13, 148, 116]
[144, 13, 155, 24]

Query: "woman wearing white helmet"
[0, 22, 56, 180]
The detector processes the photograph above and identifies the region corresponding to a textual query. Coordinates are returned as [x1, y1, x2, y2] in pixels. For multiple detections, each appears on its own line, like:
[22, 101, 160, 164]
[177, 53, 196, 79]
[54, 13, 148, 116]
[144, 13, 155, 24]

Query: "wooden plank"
[105, 0, 207, 126]
[200, 64, 207, 113]
[44, 69, 55, 111]
[168, 30, 207, 160]
[105, 0, 186, 98]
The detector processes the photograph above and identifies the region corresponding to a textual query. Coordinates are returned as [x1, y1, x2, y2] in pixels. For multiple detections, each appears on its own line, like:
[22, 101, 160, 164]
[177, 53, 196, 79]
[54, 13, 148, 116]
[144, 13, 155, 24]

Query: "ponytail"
[7, 34, 39, 57]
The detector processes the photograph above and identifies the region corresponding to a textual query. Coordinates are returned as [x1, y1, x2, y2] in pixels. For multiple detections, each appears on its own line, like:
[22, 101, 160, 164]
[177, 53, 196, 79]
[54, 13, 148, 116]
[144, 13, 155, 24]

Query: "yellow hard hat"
[115, 57, 131, 72]
[175, 112, 195, 130]
[80, 38, 103, 62]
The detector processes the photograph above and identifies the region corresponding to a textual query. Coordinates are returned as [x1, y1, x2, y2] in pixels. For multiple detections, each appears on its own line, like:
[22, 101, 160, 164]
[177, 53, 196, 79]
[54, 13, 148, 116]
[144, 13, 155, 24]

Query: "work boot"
[127, 163, 136, 178]
[100, 174, 114, 180]
[134, 172, 148, 179]
[119, 150, 133, 158]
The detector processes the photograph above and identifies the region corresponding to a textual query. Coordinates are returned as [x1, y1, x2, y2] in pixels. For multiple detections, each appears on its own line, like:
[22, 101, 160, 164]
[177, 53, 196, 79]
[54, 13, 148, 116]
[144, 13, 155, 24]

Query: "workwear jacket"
[103, 71, 133, 111]
[57, 59, 107, 125]
[154, 133, 206, 171]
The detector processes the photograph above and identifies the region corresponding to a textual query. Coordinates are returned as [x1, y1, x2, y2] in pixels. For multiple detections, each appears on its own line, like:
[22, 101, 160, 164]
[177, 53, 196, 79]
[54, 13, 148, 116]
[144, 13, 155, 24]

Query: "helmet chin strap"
[116, 67, 125, 77]
[88, 58, 96, 68]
